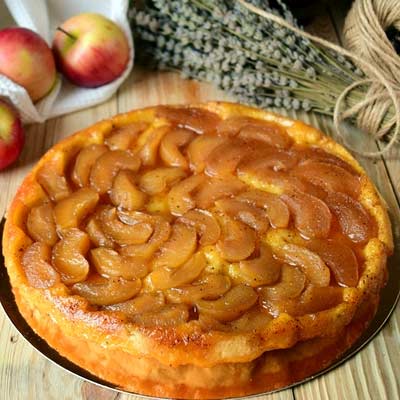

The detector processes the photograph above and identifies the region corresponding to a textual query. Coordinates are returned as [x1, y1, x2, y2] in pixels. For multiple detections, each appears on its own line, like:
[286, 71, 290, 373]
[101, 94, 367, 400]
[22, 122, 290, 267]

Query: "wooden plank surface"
[1, 1, 399, 399]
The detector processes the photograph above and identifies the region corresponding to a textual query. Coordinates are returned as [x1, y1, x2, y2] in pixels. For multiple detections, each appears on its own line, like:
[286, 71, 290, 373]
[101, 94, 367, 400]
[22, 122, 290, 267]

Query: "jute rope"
[343, 0, 400, 144]
[238, 0, 400, 157]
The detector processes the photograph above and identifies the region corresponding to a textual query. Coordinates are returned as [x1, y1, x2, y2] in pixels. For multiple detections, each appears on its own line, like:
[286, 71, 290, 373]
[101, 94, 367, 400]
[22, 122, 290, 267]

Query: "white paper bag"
[1, 0, 134, 124]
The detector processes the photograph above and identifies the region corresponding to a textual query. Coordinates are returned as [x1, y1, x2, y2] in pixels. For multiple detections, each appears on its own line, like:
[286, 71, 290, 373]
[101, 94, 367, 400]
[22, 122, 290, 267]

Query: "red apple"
[0, 28, 57, 102]
[52, 13, 129, 88]
[0, 100, 24, 170]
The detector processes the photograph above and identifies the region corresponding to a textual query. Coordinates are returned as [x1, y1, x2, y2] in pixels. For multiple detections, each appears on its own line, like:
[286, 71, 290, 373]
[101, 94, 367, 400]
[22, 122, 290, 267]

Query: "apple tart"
[2, 102, 393, 398]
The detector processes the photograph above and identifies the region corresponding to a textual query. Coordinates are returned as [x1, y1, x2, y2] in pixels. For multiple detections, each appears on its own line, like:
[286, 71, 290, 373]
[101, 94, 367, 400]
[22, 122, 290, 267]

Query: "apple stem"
[56, 27, 77, 41]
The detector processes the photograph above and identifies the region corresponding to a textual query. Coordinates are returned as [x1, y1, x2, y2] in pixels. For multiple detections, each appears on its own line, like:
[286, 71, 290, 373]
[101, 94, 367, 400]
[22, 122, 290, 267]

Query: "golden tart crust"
[2, 102, 393, 398]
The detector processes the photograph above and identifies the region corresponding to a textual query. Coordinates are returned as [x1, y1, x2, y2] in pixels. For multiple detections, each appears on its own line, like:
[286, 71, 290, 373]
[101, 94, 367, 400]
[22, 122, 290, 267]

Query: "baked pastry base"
[14, 282, 379, 399]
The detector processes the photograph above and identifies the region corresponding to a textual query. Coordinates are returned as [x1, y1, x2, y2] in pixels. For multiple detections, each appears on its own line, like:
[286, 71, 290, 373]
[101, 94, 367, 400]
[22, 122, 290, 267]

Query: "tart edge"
[2, 102, 393, 369]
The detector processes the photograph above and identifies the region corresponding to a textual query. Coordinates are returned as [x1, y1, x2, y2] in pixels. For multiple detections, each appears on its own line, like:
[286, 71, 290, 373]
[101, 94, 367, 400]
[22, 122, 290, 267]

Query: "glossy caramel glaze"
[2, 102, 392, 398]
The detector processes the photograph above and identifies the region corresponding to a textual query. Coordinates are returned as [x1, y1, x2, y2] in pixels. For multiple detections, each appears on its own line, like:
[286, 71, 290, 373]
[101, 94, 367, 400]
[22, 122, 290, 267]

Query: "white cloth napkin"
[1, 0, 134, 124]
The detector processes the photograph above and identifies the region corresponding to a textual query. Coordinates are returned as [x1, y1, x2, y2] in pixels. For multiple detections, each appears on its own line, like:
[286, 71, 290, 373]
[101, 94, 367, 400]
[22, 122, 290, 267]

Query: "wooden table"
[1, 2, 399, 399]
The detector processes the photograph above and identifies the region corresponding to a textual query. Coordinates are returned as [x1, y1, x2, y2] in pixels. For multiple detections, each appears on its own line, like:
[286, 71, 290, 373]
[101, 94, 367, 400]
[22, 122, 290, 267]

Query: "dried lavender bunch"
[129, 0, 394, 141]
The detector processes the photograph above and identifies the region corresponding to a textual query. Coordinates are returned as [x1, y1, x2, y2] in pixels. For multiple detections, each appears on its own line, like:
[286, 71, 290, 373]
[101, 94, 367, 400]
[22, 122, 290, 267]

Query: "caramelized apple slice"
[216, 116, 258, 137]
[299, 285, 344, 314]
[216, 116, 292, 148]
[99, 207, 153, 245]
[120, 216, 171, 259]
[230, 308, 273, 332]
[110, 170, 147, 211]
[22, 242, 60, 289]
[149, 253, 206, 290]
[261, 285, 343, 317]
[238, 161, 325, 199]
[274, 243, 330, 287]
[238, 244, 281, 286]
[86, 216, 114, 248]
[295, 146, 358, 174]
[306, 239, 359, 287]
[179, 209, 221, 246]
[105, 122, 148, 150]
[187, 135, 226, 173]
[195, 177, 246, 209]
[325, 192, 376, 243]
[293, 160, 360, 198]
[215, 198, 269, 233]
[104, 292, 165, 315]
[54, 187, 99, 231]
[156, 106, 221, 134]
[71, 144, 108, 187]
[90, 150, 141, 194]
[130, 304, 189, 327]
[26, 203, 58, 246]
[238, 122, 293, 149]
[196, 284, 258, 322]
[237, 167, 300, 194]
[153, 223, 197, 268]
[168, 174, 206, 216]
[237, 149, 298, 173]
[140, 167, 187, 195]
[72, 276, 141, 306]
[281, 190, 332, 238]
[117, 209, 158, 226]
[91, 248, 148, 280]
[258, 264, 305, 301]
[297, 179, 329, 200]
[205, 140, 249, 177]
[165, 274, 231, 303]
[52, 229, 90, 284]
[237, 190, 290, 228]
[159, 127, 195, 169]
[217, 216, 256, 262]
[37, 162, 71, 202]
[139, 125, 170, 166]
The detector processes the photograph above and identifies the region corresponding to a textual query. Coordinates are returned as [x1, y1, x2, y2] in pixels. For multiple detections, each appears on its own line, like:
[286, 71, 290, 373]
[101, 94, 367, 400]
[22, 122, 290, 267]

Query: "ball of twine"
[342, 0, 400, 153]
[238, 0, 400, 157]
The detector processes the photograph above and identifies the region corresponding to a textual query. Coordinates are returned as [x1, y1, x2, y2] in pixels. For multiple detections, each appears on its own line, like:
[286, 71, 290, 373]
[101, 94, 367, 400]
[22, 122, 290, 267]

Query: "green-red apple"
[0, 27, 56, 102]
[0, 100, 24, 170]
[52, 13, 129, 87]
